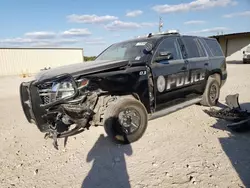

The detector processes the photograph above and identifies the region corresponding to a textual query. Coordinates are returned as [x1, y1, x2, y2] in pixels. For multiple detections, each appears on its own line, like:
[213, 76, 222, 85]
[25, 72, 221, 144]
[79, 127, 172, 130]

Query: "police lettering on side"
[157, 71, 205, 93]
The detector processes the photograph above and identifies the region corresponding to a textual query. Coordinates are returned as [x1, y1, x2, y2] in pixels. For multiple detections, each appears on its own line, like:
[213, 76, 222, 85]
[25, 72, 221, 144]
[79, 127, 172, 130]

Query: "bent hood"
[35, 59, 129, 82]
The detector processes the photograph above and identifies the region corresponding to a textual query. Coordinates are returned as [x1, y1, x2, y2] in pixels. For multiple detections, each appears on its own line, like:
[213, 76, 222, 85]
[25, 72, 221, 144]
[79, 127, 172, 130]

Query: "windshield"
[96, 40, 153, 61]
[246, 46, 250, 53]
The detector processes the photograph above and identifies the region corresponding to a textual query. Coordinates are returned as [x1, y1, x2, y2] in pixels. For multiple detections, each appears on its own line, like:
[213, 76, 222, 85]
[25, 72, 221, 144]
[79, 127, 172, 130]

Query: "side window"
[181, 36, 206, 58]
[194, 38, 207, 57]
[155, 37, 182, 60]
[204, 38, 224, 57]
[199, 38, 213, 57]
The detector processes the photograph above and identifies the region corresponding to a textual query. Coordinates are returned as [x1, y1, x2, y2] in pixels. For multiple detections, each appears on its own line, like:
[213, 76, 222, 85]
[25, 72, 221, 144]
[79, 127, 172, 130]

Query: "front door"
[150, 36, 190, 111]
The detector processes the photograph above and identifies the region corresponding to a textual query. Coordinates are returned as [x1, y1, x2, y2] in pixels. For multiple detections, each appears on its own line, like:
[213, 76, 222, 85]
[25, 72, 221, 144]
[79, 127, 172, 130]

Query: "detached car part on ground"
[243, 46, 250, 64]
[20, 31, 227, 149]
[204, 94, 250, 131]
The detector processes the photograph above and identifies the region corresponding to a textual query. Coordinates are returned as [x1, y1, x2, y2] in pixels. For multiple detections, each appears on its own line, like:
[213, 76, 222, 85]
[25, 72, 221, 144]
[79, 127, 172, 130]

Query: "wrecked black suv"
[20, 30, 227, 148]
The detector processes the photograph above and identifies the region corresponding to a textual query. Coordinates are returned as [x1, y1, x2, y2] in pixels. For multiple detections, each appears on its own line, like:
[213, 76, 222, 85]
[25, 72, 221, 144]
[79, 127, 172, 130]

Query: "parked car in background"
[243, 46, 250, 64]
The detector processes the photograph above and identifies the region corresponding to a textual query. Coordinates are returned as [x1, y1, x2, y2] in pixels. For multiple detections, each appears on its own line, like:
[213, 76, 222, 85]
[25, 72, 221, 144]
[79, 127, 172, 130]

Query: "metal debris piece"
[204, 94, 250, 131]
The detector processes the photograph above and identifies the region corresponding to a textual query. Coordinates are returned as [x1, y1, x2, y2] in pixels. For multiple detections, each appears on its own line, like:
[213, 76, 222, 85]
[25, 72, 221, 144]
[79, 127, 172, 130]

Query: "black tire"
[103, 96, 148, 144]
[200, 76, 220, 107]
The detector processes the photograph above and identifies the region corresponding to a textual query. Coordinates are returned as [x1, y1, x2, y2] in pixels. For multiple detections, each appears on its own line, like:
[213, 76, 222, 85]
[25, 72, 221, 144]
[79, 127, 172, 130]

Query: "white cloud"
[187, 27, 230, 34]
[0, 28, 95, 47]
[24, 31, 56, 39]
[126, 10, 143, 17]
[152, 0, 237, 14]
[0, 37, 78, 47]
[105, 20, 157, 31]
[85, 41, 106, 45]
[83, 37, 106, 45]
[184, 20, 206, 25]
[85, 37, 103, 41]
[141, 22, 158, 27]
[0, 37, 35, 45]
[61, 28, 91, 37]
[223, 11, 250, 18]
[54, 39, 78, 45]
[30, 39, 78, 47]
[67, 14, 118, 24]
[105, 20, 141, 31]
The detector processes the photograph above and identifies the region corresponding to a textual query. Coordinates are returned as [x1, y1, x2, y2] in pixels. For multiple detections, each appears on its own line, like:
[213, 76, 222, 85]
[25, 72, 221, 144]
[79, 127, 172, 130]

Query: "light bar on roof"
[136, 29, 180, 38]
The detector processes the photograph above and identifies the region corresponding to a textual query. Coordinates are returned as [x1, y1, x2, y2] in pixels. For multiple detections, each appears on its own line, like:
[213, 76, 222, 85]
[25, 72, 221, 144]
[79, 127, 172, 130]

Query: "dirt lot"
[1, 64, 250, 188]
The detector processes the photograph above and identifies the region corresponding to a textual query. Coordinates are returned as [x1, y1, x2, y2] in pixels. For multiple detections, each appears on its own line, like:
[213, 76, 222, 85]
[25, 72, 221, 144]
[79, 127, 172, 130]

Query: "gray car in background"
[243, 46, 250, 64]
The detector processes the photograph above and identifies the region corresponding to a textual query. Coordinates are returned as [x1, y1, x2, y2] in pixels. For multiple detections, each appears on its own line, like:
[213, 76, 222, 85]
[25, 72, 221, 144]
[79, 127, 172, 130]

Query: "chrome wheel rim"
[210, 84, 218, 102]
[118, 108, 141, 135]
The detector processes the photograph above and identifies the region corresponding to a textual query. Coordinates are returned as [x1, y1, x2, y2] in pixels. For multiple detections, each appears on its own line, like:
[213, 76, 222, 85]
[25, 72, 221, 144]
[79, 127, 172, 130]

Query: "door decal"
[157, 75, 166, 93]
[157, 70, 205, 92]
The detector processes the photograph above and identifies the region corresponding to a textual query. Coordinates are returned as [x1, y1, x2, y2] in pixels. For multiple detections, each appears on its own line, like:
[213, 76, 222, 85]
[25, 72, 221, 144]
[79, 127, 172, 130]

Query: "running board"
[149, 97, 202, 121]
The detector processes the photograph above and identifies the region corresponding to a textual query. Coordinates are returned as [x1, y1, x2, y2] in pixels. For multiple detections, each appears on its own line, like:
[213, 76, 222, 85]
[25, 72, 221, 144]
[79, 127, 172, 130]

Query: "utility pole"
[159, 17, 163, 32]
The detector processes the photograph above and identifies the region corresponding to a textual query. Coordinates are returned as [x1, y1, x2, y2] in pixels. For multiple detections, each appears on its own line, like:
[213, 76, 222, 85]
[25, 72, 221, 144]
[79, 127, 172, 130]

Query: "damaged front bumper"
[20, 74, 98, 149]
[20, 80, 50, 132]
[19, 74, 81, 133]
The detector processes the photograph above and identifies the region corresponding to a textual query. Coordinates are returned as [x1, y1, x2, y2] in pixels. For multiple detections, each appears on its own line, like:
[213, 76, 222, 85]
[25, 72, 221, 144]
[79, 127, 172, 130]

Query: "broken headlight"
[37, 74, 77, 105]
[51, 81, 75, 99]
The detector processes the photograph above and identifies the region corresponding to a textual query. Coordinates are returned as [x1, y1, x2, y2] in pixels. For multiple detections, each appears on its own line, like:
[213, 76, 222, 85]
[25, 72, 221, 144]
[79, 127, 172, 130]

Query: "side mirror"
[155, 51, 173, 62]
[143, 42, 153, 54]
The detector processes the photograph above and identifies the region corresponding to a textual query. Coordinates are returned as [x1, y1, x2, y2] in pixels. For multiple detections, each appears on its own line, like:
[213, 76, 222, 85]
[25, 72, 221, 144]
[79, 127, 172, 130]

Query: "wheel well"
[210, 72, 222, 86]
[132, 93, 141, 101]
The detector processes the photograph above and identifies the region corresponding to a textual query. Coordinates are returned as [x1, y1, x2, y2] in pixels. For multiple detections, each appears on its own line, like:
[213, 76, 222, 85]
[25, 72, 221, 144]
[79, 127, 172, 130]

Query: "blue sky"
[1, 0, 250, 56]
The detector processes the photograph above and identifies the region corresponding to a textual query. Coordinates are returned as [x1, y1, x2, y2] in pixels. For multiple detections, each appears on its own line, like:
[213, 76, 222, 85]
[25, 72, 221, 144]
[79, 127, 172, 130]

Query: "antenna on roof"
[159, 17, 163, 32]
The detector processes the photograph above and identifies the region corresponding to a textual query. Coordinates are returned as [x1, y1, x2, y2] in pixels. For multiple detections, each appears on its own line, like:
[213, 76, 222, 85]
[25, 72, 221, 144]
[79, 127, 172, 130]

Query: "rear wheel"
[200, 75, 220, 107]
[103, 96, 148, 144]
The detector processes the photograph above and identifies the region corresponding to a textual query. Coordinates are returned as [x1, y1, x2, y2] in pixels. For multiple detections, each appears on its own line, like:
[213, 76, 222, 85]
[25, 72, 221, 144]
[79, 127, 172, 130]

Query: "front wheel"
[200, 76, 220, 107]
[103, 96, 148, 144]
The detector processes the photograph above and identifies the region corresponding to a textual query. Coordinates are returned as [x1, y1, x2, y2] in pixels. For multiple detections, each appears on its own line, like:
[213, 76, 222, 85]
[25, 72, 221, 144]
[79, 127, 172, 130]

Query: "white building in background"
[0, 47, 84, 76]
[210, 32, 250, 63]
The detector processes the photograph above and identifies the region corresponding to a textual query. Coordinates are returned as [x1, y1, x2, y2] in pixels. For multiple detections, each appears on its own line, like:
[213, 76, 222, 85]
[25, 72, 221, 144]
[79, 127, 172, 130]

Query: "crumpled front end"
[19, 61, 152, 149]
[19, 73, 100, 149]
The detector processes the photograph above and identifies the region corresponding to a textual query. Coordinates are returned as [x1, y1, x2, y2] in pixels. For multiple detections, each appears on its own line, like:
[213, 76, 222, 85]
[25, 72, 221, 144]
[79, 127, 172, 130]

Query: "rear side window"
[181, 36, 206, 58]
[204, 38, 224, 57]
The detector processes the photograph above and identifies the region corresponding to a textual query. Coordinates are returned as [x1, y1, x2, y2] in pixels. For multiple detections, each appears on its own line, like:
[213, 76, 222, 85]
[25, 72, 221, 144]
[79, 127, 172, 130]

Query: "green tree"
[84, 56, 96, 61]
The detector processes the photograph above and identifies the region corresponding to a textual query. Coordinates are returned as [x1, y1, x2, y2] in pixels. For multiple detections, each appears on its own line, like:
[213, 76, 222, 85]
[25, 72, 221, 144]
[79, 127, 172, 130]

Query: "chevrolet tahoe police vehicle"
[20, 30, 227, 148]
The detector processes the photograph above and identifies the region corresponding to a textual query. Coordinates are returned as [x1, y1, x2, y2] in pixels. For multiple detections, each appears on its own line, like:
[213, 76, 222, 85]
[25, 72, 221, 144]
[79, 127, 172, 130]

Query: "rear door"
[151, 36, 190, 111]
[179, 36, 210, 96]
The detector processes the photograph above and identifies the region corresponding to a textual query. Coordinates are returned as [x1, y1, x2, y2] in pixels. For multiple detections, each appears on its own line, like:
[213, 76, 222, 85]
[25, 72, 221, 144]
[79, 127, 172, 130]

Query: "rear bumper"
[20, 81, 50, 132]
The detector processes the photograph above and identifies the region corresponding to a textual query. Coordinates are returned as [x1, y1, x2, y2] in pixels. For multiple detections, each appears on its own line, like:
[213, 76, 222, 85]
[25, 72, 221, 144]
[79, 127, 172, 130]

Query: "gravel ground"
[1, 64, 250, 188]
